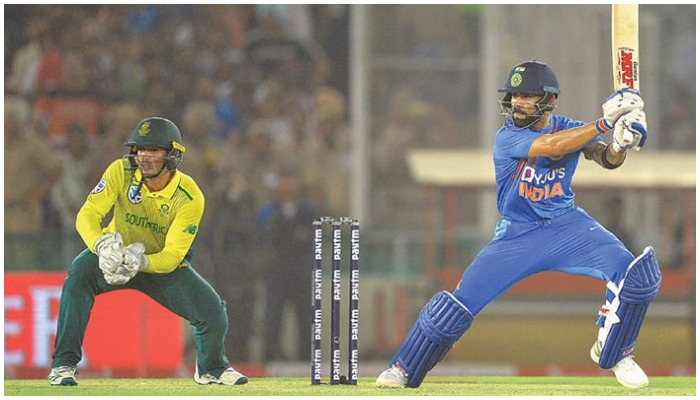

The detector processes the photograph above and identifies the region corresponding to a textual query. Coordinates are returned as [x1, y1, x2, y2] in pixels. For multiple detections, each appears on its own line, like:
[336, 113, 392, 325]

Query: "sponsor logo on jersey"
[124, 213, 168, 234]
[128, 185, 143, 204]
[183, 224, 197, 235]
[518, 165, 565, 202]
[91, 178, 107, 194]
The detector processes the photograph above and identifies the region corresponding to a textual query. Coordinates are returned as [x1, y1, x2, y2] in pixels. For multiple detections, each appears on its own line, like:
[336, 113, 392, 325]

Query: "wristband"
[596, 118, 613, 134]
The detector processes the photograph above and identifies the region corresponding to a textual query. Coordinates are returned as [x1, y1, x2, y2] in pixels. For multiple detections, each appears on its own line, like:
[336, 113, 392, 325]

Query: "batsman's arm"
[583, 141, 626, 170]
[528, 122, 602, 159]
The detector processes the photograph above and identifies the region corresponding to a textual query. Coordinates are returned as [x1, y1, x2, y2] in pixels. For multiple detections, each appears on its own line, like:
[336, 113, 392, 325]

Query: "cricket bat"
[611, 4, 640, 148]
[612, 4, 639, 91]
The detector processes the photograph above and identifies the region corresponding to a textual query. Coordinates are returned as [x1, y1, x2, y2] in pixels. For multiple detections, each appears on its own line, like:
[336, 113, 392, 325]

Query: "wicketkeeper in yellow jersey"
[49, 117, 248, 386]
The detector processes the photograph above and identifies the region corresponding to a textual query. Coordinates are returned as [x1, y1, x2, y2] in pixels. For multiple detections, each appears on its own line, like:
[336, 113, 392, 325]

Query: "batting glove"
[94, 232, 124, 275]
[597, 88, 645, 133]
[613, 109, 647, 152]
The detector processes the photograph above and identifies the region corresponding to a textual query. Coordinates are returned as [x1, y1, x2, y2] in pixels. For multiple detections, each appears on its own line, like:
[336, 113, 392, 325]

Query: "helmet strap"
[124, 148, 139, 170]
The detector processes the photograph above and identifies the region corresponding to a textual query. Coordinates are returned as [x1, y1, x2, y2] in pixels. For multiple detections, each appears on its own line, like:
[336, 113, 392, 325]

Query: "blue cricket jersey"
[493, 115, 604, 222]
[452, 114, 633, 315]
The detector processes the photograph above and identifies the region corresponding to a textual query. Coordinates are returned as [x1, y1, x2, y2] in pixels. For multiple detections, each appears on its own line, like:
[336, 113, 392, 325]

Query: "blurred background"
[4, 4, 695, 380]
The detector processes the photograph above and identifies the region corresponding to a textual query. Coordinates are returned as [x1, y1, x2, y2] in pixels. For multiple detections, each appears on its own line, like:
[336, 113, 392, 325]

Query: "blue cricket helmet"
[498, 60, 560, 96]
[498, 61, 560, 125]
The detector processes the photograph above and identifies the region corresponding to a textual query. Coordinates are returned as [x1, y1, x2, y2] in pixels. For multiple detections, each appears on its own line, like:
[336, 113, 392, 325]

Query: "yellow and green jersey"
[77, 159, 204, 273]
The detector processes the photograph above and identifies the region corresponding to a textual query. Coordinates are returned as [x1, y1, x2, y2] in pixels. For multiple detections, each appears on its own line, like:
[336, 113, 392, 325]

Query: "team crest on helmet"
[128, 185, 143, 204]
[91, 178, 107, 194]
[138, 122, 151, 137]
[510, 73, 523, 87]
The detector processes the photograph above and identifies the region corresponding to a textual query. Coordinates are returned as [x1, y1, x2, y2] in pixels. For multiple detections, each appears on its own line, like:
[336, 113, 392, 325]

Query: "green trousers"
[51, 249, 231, 378]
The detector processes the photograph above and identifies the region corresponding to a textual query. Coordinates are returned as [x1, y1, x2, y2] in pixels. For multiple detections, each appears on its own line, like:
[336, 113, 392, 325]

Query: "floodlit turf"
[4, 376, 695, 396]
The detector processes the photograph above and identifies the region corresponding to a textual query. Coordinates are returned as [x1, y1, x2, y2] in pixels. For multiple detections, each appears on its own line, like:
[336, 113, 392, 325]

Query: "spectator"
[180, 102, 221, 270]
[273, 98, 309, 169]
[244, 8, 330, 91]
[254, 77, 308, 152]
[257, 167, 318, 361]
[209, 152, 259, 364]
[217, 119, 282, 211]
[372, 89, 446, 226]
[6, 15, 49, 97]
[87, 101, 143, 184]
[50, 123, 94, 266]
[303, 86, 351, 216]
[32, 20, 64, 96]
[4, 97, 63, 270]
[180, 101, 219, 188]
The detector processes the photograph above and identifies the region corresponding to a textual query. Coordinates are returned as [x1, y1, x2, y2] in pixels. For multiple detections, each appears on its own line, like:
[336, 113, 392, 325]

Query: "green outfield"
[4, 376, 695, 396]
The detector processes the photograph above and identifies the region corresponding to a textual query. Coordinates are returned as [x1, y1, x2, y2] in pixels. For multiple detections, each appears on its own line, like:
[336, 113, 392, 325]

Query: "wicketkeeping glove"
[597, 88, 645, 133]
[122, 242, 149, 274]
[613, 109, 647, 152]
[103, 266, 133, 286]
[94, 232, 124, 276]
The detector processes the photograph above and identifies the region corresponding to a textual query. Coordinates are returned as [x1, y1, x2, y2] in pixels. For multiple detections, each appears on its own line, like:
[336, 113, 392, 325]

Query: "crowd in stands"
[5, 4, 352, 363]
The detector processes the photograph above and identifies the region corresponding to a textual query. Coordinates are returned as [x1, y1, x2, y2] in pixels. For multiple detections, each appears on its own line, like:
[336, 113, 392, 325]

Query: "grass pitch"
[4, 376, 695, 396]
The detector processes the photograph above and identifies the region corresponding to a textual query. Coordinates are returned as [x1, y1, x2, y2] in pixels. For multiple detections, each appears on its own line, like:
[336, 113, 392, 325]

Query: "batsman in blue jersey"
[376, 61, 660, 390]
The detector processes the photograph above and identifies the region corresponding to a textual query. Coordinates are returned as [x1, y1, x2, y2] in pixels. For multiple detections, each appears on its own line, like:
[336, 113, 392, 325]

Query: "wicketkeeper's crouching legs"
[379, 290, 474, 388]
[128, 263, 239, 381]
[51, 250, 246, 385]
[595, 246, 661, 369]
[52, 249, 119, 369]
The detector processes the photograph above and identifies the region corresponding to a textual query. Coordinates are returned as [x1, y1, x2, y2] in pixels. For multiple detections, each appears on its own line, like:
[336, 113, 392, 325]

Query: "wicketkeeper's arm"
[140, 193, 204, 273]
[76, 160, 123, 251]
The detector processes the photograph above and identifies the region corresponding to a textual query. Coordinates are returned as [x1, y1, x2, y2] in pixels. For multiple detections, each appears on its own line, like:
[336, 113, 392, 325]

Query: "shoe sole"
[50, 378, 77, 386]
[194, 377, 248, 385]
[376, 380, 405, 388]
[616, 379, 648, 390]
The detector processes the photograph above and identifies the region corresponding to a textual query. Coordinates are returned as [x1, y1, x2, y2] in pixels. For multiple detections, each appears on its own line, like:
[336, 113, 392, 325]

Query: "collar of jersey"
[134, 168, 182, 199]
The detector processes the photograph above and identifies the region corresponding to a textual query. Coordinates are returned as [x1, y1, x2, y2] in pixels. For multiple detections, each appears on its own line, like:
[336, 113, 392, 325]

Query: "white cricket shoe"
[590, 341, 649, 389]
[194, 365, 248, 385]
[376, 365, 408, 388]
[48, 366, 78, 386]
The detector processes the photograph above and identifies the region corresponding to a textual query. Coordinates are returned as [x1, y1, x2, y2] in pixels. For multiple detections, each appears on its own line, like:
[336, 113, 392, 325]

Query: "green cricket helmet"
[125, 117, 186, 171]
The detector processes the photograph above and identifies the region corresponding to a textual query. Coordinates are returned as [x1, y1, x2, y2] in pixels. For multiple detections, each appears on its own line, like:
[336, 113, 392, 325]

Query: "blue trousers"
[453, 207, 634, 316]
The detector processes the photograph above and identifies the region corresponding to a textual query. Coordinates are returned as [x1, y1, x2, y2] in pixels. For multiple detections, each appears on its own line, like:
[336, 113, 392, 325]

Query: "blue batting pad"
[598, 246, 661, 369]
[390, 290, 473, 388]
